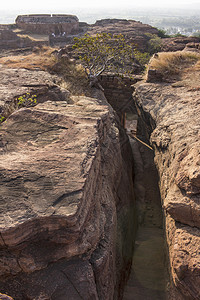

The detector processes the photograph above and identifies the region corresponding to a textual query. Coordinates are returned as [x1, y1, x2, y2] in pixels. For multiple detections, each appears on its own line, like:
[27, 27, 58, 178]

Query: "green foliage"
[0, 116, 5, 124]
[145, 33, 162, 54]
[0, 93, 38, 127]
[157, 29, 170, 38]
[172, 33, 187, 38]
[73, 33, 149, 77]
[17, 93, 37, 108]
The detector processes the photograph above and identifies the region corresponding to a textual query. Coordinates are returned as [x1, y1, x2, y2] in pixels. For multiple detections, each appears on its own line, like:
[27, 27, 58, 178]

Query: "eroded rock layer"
[0, 92, 135, 298]
[0, 67, 68, 118]
[134, 82, 200, 299]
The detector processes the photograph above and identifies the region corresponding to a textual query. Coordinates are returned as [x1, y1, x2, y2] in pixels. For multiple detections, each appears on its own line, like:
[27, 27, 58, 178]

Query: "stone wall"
[99, 74, 139, 127]
[15, 14, 79, 35]
[99, 74, 137, 115]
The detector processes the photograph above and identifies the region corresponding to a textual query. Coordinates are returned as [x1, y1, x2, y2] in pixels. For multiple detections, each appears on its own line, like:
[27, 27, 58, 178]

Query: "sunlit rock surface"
[0, 90, 135, 299]
[134, 80, 200, 299]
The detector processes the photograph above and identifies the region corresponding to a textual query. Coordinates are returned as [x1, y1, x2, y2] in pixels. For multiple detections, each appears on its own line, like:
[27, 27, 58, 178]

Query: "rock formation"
[0, 67, 68, 118]
[134, 67, 200, 299]
[0, 30, 21, 50]
[161, 36, 200, 52]
[87, 19, 159, 52]
[0, 28, 48, 50]
[0, 67, 136, 299]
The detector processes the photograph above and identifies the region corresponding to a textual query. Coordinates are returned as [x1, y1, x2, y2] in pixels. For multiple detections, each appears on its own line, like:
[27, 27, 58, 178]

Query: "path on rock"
[123, 138, 167, 300]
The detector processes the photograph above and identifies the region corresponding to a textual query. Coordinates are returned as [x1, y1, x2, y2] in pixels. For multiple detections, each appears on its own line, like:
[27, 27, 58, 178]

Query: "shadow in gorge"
[123, 136, 167, 300]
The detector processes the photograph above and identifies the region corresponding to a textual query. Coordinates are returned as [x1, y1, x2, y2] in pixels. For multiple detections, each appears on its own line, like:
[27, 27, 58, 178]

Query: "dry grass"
[0, 46, 56, 71]
[0, 46, 90, 95]
[148, 51, 200, 78]
[17, 33, 49, 42]
[51, 57, 90, 96]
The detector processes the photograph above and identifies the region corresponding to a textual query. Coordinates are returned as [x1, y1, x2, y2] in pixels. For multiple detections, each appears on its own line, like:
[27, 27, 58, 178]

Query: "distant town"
[0, 6, 200, 37]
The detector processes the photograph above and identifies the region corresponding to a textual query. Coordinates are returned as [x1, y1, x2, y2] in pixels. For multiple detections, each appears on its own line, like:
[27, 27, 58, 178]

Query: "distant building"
[15, 14, 79, 35]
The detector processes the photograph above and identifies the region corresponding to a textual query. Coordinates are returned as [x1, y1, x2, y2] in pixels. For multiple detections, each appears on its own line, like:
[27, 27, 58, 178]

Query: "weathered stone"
[0, 29, 47, 50]
[0, 67, 69, 118]
[161, 36, 200, 52]
[134, 75, 200, 299]
[99, 74, 137, 117]
[146, 68, 163, 83]
[87, 19, 159, 52]
[0, 30, 20, 50]
[0, 82, 135, 299]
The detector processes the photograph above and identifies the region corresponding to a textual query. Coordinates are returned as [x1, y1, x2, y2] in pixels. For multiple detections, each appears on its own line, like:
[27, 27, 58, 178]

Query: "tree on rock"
[73, 33, 149, 88]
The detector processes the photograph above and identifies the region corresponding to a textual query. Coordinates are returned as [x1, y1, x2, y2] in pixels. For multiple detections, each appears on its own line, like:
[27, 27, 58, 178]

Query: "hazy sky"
[1, 0, 198, 11]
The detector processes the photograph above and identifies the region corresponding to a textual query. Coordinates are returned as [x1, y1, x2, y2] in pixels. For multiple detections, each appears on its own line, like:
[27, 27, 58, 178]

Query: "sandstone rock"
[0, 86, 135, 298]
[183, 42, 200, 53]
[134, 78, 200, 299]
[161, 37, 200, 52]
[146, 68, 163, 83]
[0, 29, 47, 50]
[87, 19, 159, 52]
[0, 30, 20, 50]
[0, 67, 69, 118]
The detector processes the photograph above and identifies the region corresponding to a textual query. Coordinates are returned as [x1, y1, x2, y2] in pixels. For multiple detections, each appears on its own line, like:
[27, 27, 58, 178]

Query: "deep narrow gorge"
[102, 65, 200, 300]
[123, 136, 167, 300]
[0, 47, 199, 300]
[102, 76, 168, 300]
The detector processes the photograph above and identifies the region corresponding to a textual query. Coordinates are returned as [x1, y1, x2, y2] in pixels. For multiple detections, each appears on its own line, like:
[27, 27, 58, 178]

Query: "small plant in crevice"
[0, 93, 38, 127]
[0, 115, 5, 124]
[17, 93, 37, 108]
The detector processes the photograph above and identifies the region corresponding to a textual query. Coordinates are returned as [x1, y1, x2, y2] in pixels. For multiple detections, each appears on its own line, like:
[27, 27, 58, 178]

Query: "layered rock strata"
[161, 36, 200, 52]
[0, 67, 68, 118]
[0, 87, 135, 299]
[134, 81, 200, 299]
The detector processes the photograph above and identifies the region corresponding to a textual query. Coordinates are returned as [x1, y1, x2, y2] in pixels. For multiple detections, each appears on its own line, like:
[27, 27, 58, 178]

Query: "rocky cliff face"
[0, 69, 136, 299]
[134, 79, 200, 299]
